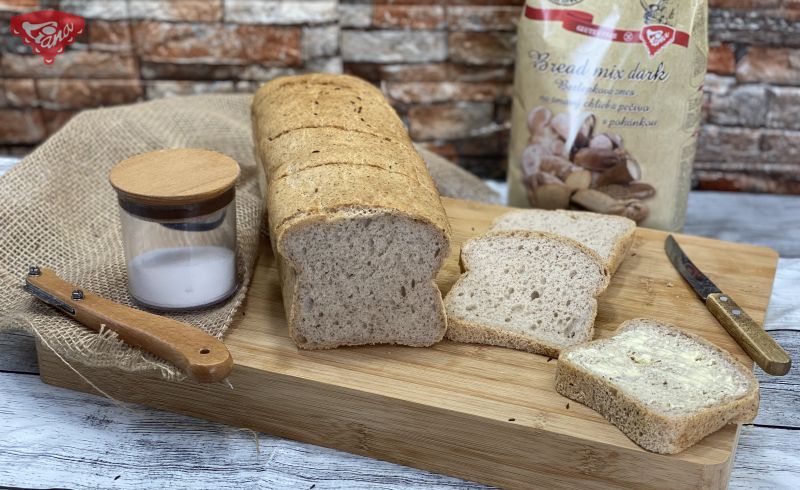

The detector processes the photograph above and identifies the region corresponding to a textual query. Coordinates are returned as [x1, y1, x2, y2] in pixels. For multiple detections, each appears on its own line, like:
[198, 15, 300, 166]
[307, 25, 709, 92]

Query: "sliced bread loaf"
[252, 73, 451, 349]
[555, 318, 760, 454]
[444, 231, 610, 357]
[490, 209, 635, 274]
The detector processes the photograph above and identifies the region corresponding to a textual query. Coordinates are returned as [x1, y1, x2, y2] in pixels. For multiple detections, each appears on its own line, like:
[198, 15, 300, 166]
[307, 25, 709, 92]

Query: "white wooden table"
[1, 157, 798, 488]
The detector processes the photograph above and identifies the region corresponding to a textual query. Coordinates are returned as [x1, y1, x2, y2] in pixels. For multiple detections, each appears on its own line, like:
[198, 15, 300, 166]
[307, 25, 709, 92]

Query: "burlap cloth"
[0, 94, 498, 381]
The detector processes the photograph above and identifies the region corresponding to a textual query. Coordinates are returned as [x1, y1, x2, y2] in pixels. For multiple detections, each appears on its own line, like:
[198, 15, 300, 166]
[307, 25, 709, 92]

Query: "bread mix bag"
[507, 0, 707, 230]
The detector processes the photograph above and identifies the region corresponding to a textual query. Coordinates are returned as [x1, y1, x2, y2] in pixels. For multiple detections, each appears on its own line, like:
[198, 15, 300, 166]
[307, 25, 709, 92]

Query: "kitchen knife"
[24, 266, 233, 383]
[665, 235, 791, 376]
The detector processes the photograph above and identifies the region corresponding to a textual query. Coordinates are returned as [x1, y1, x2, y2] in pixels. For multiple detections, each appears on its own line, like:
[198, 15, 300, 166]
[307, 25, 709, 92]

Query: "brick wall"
[1, 0, 799, 194]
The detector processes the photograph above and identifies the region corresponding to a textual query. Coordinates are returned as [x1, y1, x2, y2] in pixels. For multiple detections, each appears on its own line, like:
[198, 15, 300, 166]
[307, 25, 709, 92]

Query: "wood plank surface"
[0, 373, 483, 490]
[764, 259, 800, 332]
[31, 197, 781, 490]
[730, 425, 800, 489]
[753, 331, 800, 427]
[684, 191, 800, 258]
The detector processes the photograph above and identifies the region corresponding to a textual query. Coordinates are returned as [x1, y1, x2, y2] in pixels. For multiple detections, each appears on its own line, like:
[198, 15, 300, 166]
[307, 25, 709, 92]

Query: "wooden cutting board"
[36, 197, 779, 489]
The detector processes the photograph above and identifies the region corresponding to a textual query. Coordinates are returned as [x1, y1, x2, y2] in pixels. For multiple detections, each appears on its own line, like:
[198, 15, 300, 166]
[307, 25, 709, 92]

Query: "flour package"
[507, 0, 708, 230]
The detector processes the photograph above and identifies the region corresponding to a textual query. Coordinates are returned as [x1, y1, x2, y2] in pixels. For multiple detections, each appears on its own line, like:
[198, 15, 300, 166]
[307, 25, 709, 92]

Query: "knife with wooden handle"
[24, 266, 233, 383]
[665, 235, 791, 376]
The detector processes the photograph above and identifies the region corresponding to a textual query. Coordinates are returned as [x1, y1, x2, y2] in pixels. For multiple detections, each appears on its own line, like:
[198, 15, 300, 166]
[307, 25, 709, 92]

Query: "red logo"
[10, 10, 84, 64]
[640, 24, 676, 58]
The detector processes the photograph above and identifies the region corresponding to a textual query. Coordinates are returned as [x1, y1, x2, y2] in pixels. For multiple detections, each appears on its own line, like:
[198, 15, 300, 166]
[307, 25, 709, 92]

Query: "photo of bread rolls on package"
[252, 74, 451, 349]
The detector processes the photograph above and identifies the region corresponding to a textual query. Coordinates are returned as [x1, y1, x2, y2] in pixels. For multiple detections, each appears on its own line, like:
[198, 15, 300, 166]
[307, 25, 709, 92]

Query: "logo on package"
[640, 25, 675, 58]
[10, 10, 84, 64]
[640, 0, 676, 58]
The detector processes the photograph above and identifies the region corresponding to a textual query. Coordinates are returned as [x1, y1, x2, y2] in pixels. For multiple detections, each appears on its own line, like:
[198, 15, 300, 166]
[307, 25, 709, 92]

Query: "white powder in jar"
[127, 245, 237, 310]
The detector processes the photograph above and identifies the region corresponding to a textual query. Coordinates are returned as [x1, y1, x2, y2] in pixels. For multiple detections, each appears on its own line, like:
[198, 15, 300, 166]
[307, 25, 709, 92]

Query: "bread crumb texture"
[445, 231, 609, 357]
[284, 210, 447, 348]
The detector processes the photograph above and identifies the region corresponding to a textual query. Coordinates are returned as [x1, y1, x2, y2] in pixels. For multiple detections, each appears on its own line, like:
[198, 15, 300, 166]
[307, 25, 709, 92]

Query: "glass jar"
[109, 149, 240, 310]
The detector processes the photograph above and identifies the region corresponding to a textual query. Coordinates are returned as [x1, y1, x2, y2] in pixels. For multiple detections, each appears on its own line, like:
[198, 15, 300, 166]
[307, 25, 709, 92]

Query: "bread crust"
[555, 319, 760, 454]
[605, 221, 636, 274]
[253, 74, 409, 146]
[267, 164, 448, 245]
[254, 74, 451, 244]
[490, 209, 636, 274]
[258, 127, 434, 185]
[444, 230, 610, 356]
[252, 73, 451, 349]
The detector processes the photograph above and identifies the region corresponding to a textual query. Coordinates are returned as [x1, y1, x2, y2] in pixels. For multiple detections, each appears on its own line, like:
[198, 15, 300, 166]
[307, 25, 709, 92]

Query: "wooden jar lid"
[109, 149, 240, 207]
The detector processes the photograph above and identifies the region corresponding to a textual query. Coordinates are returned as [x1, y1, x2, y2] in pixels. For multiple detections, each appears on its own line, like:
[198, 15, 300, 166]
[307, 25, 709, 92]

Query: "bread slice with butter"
[444, 231, 610, 357]
[555, 319, 760, 454]
[490, 209, 635, 274]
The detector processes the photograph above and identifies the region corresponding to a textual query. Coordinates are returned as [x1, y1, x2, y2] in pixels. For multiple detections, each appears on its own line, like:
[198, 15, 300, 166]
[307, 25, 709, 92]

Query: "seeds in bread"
[253, 73, 451, 349]
[555, 318, 760, 454]
[444, 231, 610, 357]
[491, 209, 635, 274]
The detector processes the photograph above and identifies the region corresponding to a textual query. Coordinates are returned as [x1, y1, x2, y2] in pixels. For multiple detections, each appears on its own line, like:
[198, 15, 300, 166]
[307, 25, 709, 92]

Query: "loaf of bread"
[444, 231, 610, 357]
[556, 319, 760, 454]
[252, 74, 451, 349]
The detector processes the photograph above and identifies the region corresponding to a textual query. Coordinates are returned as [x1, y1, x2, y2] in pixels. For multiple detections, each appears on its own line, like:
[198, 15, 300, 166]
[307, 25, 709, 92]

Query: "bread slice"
[490, 209, 636, 274]
[252, 73, 451, 349]
[444, 231, 610, 357]
[555, 319, 760, 454]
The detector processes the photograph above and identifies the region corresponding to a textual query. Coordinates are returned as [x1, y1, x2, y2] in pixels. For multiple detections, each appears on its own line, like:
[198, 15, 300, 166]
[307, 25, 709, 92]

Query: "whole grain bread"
[252, 73, 451, 349]
[444, 231, 610, 357]
[491, 209, 636, 274]
[555, 318, 760, 454]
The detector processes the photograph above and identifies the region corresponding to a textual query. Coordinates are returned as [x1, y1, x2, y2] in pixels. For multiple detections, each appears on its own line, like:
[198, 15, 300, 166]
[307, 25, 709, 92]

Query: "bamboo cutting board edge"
[35, 196, 780, 489]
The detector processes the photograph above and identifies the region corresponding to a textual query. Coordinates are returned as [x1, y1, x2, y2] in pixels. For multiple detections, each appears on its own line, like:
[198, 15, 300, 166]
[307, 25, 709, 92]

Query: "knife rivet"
[732, 309, 742, 316]
[720, 296, 728, 302]
[71, 289, 84, 301]
[28, 266, 41, 276]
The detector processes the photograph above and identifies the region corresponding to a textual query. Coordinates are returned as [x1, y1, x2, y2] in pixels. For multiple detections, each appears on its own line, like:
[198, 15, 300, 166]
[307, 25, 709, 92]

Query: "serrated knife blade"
[664, 235, 721, 300]
[665, 235, 791, 376]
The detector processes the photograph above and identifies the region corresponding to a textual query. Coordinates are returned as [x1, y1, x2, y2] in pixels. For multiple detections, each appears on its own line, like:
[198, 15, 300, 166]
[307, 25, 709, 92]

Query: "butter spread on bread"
[556, 319, 759, 454]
